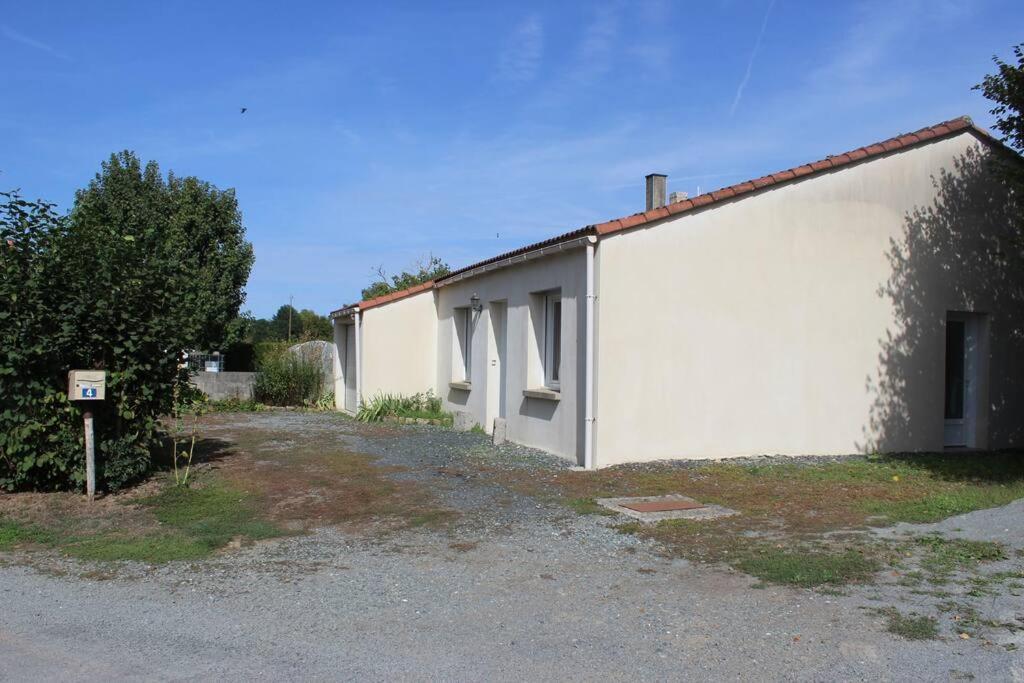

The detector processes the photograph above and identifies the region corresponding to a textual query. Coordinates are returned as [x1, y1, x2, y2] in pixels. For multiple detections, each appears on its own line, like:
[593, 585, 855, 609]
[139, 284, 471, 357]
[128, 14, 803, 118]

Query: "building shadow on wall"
[861, 146, 1024, 454]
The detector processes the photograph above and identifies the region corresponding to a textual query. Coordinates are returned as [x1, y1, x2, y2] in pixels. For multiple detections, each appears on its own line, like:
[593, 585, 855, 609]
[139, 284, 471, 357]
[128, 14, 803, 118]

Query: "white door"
[344, 324, 358, 412]
[485, 301, 507, 433]
[943, 315, 979, 447]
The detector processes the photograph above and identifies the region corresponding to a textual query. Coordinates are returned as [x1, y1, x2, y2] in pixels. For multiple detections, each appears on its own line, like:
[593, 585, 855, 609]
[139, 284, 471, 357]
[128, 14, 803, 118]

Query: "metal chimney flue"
[645, 173, 667, 211]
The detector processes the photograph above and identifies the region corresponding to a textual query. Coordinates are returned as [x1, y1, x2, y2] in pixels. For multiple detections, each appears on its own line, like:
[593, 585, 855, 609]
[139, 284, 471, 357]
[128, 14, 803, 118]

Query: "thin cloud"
[495, 14, 544, 84]
[729, 0, 775, 117]
[570, 6, 619, 84]
[2, 25, 71, 62]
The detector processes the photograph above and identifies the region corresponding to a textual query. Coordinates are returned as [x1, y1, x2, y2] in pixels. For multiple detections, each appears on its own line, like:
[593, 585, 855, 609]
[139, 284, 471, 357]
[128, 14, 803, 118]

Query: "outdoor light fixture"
[470, 294, 482, 312]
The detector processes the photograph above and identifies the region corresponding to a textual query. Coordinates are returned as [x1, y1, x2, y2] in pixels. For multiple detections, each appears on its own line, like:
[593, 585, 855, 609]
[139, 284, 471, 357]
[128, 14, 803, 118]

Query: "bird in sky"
[240, 107, 247, 114]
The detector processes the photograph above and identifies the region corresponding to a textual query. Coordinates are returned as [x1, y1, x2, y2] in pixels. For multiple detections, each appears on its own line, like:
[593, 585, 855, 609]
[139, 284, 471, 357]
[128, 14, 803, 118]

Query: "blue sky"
[2, 0, 1021, 317]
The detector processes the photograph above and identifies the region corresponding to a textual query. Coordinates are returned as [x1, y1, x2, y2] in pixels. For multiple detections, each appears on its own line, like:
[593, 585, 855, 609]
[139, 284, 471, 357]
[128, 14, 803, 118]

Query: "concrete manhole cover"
[596, 494, 737, 523]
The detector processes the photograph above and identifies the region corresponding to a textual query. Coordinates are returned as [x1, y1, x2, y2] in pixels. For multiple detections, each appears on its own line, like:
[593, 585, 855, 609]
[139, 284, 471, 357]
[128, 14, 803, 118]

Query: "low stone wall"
[190, 371, 256, 401]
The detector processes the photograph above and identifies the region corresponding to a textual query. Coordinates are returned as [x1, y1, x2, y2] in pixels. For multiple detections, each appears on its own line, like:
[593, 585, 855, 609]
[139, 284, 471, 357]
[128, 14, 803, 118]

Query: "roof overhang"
[436, 233, 593, 288]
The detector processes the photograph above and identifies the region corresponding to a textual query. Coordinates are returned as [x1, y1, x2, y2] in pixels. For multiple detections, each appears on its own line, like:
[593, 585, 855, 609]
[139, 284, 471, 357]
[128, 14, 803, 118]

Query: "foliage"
[247, 305, 332, 343]
[0, 150, 253, 492]
[355, 391, 449, 424]
[170, 386, 207, 485]
[253, 346, 324, 406]
[874, 607, 939, 640]
[361, 254, 450, 300]
[975, 43, 1024, 231]
[66, 478, 285, 563]
[0, 192, 82, 490]
[977, 43, 1024, 155]
[298, 308, 332, 340]
[205, 397, 267, 413]
[734, 548, 879, 587]
[314, 391, 335, 411]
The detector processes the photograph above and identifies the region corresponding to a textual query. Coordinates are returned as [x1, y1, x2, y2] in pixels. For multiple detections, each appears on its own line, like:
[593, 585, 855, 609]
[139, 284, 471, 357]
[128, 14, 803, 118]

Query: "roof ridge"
[331, 115, 983, 316]
[591, 115, 977, 235]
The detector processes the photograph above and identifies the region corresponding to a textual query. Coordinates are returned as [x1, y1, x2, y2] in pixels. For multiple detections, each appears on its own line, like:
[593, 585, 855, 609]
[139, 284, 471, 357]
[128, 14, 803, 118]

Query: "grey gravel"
[2, 411, 1023, 681]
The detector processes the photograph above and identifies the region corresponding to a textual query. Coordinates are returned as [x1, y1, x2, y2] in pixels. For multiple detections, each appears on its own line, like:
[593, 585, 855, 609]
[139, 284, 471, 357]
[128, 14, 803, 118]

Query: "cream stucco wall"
[437, 250, 587, 463]
[360, 290, 438, 400]
[594, 132, 1024, 465]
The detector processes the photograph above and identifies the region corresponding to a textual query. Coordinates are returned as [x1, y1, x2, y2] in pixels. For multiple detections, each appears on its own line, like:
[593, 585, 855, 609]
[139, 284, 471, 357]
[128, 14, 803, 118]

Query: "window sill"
[523, 387, 560, 401]
[448, 381, 472, 391]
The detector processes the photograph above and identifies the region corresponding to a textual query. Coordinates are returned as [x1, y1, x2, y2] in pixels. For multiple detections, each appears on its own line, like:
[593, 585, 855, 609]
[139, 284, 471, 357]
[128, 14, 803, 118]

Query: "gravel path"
[2, 412, 1022, 681]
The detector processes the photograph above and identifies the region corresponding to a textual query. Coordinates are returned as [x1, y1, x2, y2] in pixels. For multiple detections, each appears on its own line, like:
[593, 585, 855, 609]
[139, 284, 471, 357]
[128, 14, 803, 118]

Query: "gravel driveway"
[1, 411, 1022, 681]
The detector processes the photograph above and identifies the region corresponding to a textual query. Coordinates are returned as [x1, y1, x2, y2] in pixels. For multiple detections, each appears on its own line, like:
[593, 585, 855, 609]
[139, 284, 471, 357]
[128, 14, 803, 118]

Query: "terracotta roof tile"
[791, 165, 814, 178]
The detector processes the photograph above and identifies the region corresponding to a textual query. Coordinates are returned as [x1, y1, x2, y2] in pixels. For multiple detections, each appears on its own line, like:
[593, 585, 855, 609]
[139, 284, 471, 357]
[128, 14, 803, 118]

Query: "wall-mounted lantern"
[470, 294, 483, 312]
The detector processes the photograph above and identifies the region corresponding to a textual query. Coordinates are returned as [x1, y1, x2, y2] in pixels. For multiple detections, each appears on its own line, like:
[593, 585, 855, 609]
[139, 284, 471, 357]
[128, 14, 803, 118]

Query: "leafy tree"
[0, 151, 253, 491]
[298, 308, 332, 340]
[976, 44, 1024, 201]
[361, 254, 450, 300]
[977, 44, 1024, 154]
[0, 192, 81, 489]
[270, 304, 300, 341]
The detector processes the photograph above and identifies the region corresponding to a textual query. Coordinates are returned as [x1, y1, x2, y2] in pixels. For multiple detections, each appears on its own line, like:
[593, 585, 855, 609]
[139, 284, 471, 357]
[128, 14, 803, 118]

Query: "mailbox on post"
[68, 370, 106, 501]
[69, 370, 106, 401]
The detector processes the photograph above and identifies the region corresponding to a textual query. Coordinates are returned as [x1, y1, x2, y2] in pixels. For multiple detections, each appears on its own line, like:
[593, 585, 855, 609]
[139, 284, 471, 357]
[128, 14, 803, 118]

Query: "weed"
[565, 497, 615, 516]
[404, 509, 457, 529]
[52, 478, 289, 563]
[254, 347, 325, 406]
[0, 516, 55, 550]
[735, 548, 879, 587]
[873, 607, 940, 640]
[205, 397, 268, 413]
[911, 535, 1005, 579]
[66, 534, 211, 563]
[357, 391, 450, 425]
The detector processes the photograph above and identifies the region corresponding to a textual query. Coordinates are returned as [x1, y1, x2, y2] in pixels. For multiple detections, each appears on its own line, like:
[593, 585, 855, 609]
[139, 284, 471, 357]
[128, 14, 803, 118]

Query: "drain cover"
[620, 499, 705, 513]
[595, 495, 738, 523]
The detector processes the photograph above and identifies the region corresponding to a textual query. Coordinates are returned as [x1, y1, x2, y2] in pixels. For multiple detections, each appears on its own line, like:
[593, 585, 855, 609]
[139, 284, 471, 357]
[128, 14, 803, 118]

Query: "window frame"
[454, 307, 473, 383]
[543, 293, 561, 390]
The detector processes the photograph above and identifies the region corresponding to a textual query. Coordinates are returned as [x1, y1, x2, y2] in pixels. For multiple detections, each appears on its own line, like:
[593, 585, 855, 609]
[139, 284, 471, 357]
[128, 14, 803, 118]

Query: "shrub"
[356, 391, 449, 424]
[253, 347, 324, 406]
[0, 150, 253, 492]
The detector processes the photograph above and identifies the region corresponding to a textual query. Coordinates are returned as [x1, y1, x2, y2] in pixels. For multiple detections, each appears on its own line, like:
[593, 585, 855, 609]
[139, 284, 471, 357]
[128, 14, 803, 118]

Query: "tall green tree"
[976, 44, 1024, 197]
[361, 254, 450, 300]
[270, 304, 300, 341]
[298, 309, 332, 340]
[0, 151, 254, 491]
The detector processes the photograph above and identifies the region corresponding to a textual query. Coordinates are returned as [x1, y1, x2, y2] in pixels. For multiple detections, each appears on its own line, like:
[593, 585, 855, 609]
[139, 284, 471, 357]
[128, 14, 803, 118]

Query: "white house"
[332, 116, 1024, 467]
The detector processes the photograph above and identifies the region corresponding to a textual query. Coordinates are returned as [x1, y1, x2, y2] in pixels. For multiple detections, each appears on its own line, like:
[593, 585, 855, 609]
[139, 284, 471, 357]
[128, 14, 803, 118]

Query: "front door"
[344, 324, 358, 413]
[485, 301, 507, 433]
[943, 314, 980, 448]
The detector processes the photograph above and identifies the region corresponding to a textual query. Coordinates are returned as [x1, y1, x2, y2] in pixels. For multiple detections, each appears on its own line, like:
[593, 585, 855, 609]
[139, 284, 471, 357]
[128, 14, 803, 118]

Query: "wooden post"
[83, 409, 95, 501]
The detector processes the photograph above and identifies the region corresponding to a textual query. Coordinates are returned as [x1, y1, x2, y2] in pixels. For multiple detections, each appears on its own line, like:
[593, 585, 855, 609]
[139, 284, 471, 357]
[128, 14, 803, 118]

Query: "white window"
[454, 307, 473, 382]
[543, 293, 561, 389]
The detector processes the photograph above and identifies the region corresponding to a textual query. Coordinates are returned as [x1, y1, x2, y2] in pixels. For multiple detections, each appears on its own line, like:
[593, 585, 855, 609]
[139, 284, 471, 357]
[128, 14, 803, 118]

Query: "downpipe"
[585, 235, 597, 470]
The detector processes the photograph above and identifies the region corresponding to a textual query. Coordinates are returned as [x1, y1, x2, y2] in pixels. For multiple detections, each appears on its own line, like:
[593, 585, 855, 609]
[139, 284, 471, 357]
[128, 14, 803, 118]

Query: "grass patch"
[735, 548, 880, 587]
[874, 607, 940, 640]
[66, 534, 211, 563]
[0, 516, 55, 550]
[206, 397, 268, 413]
[911, 535, 1005, 580]
[2, 477, 288, 564]
[565, 497, 616, 516]
[863, 488, 1024, 523]
[479, 449, 1024, 587]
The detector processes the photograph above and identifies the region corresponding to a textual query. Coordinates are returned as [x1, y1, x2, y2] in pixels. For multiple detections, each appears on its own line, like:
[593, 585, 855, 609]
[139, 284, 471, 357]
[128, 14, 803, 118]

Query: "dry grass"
[0, 415, 455, 563]
[471, 452, 1024, 585]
